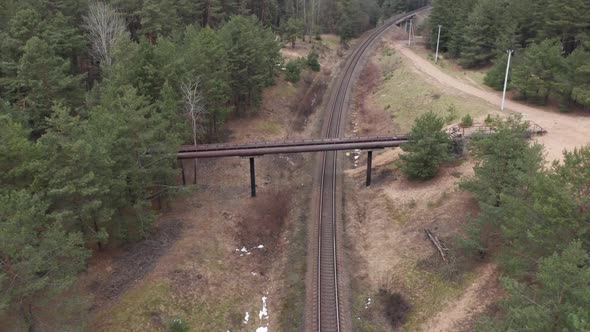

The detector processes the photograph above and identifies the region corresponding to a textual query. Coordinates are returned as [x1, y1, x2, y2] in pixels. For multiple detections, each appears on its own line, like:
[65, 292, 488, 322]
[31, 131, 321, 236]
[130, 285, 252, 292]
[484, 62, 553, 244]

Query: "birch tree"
[84, 1, 126, 68]
[181, 79, 207, 184]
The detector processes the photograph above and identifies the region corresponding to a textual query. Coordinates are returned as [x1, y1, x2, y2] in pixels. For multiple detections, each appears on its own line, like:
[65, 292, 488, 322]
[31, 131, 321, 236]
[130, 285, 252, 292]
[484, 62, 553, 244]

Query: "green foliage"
[336, 0, 357, 43]
[431, 0, 590, 110]
[17, 37, 83, 137]
[285, 59, 304, 83]
[478, 242, 590, 331]
[483, 54, 508, 91]
[429, 0, 475, 57]
[398, 111, 452, 180]
[169, 318, 190, 332]
[139, 0, 182, 41]
[307, 50, 321, 72]
[444, 104, 458, 124]
[220, 16, 281, 113]
[460, 114, 473, 128]
[36, 107, 111, 246]
[0, 0, 430, 326]
[0, 189, 90, 316]
[459, 0, 504, 68]
[459, 117, 590, 329]
[0, 116, 38, 189]
[283, 17, 303, 48]
[511, 40, 564, 105]
[461, 116, 543, 207]
[86, 84, 181, 241]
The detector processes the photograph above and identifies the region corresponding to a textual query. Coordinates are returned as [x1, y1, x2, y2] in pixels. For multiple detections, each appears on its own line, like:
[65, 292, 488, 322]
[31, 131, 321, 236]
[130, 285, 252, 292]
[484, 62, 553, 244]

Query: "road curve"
[306, 8, 430, 332]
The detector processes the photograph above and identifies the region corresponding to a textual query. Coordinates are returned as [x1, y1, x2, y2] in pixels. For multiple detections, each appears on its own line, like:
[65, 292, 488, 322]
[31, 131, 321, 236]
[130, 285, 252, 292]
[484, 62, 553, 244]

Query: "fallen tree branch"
[425, 229, 448, 263]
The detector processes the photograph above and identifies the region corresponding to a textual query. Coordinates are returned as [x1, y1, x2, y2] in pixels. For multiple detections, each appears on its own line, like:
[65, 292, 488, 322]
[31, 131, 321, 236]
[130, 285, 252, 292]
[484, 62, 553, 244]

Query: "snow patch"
[256, 295, 270, 331]
[259, 296, 268, 320]
[243, 312, 249, 324]
[364, 297, 372, 309]
[236, 244, 265, 257]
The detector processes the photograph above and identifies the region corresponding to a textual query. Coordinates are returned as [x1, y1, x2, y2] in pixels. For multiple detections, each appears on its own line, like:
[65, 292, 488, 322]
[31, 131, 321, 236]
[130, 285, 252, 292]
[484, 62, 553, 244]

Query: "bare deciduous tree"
[181, 79, 208, 184]
[84, 1, 126, 68]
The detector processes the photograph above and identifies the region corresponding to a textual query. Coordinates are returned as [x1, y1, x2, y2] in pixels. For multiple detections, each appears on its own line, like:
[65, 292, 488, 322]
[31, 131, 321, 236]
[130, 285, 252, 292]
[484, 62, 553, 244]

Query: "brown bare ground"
[420, 264, 503, 332]
[343, 28, 504, 332]
[76, 37, 346, 332]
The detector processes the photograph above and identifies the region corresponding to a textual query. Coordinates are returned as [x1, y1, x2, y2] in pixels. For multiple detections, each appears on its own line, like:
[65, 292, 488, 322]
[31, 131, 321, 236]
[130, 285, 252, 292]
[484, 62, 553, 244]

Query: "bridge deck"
[177, 136, 409, 159]
[179, 135, 408, 153]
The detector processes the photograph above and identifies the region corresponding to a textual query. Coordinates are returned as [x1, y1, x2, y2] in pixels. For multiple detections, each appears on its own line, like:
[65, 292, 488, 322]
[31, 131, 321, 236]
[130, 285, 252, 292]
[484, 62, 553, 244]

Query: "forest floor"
[78, 34, 348, 332]
[342, 23, 590, 332]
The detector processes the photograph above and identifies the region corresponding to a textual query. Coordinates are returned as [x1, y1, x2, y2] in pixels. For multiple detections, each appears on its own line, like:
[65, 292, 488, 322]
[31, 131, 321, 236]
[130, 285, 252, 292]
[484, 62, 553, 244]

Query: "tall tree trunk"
[204, 0, 211, 27]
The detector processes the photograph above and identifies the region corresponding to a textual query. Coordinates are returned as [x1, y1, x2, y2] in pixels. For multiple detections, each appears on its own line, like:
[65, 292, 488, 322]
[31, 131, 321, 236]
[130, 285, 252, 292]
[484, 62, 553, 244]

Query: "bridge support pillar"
[179, 160, 186, 186]
[366, 151, 373, 187]
[249, 157, 256, 197]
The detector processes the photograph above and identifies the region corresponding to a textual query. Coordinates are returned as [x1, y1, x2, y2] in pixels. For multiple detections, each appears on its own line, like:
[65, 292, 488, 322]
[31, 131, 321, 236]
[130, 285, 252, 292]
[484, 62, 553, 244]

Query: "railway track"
[310, 8, 428, 332]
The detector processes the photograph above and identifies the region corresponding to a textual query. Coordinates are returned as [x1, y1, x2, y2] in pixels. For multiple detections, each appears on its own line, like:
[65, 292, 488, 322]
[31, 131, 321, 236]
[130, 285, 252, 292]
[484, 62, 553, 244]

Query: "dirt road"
[394, 43, 590, 162]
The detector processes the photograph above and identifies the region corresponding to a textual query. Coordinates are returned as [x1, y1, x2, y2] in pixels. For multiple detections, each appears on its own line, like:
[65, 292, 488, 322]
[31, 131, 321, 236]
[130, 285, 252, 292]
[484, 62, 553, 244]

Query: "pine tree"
[511, 40, 565, 105]
[461, 116, 544, 207]
[564, 47, 590, 110]
[139, 0, 181, 42]
[0, 189, 89, 329]
[16, 37, 83, 137]
[540, 0, 590, 55]
[478, 241, 590, 331]
[0, 116, 38, 189]
[109, 38, 166, 101]
[7, 8, 43, 48]
[283, 17, 304, 48]
[460, 0, 504, 68]
[220, 16, 281, 113]
[336, 0, 356, 43]
[483, 53, 509, 91]
[181, 27, 231, 138]
[87, 84, 180, 240]
[37, 106, 114, 249]
[429, 0, 474, 58]
[398, 111, 452, 180]
[194, 0, 225, 27]
[42, 11, 85, 60]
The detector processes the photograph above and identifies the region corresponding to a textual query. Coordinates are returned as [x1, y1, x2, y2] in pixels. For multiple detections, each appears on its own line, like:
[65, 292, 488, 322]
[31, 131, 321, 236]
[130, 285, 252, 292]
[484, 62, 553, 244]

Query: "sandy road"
[394, 43, 590, 162]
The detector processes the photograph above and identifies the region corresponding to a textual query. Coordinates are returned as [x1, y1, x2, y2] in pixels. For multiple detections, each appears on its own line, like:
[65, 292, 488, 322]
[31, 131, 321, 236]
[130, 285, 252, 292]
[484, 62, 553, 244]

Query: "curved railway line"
[309, 8, 428, 332]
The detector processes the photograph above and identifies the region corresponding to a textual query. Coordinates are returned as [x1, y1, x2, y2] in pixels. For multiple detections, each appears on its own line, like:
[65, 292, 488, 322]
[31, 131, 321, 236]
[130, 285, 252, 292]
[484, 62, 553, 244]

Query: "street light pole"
[501, 49, 514, 112]
[435, 25, 442, 63]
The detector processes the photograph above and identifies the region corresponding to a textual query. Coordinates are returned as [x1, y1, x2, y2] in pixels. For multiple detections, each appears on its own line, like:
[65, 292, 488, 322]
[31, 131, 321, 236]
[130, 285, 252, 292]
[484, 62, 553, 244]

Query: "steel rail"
[314, 8, 427, 332]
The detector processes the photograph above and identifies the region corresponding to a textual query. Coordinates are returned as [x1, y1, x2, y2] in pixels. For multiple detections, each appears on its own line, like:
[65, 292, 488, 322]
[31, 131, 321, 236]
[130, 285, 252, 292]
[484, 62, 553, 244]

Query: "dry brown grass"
[237, 190, 291, 251]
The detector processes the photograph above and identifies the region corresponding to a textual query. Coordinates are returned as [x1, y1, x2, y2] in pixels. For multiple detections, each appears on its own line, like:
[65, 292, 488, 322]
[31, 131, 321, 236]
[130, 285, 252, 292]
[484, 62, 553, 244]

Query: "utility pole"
[501, 49, 514, 112]
[435, 25, 442, 63]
